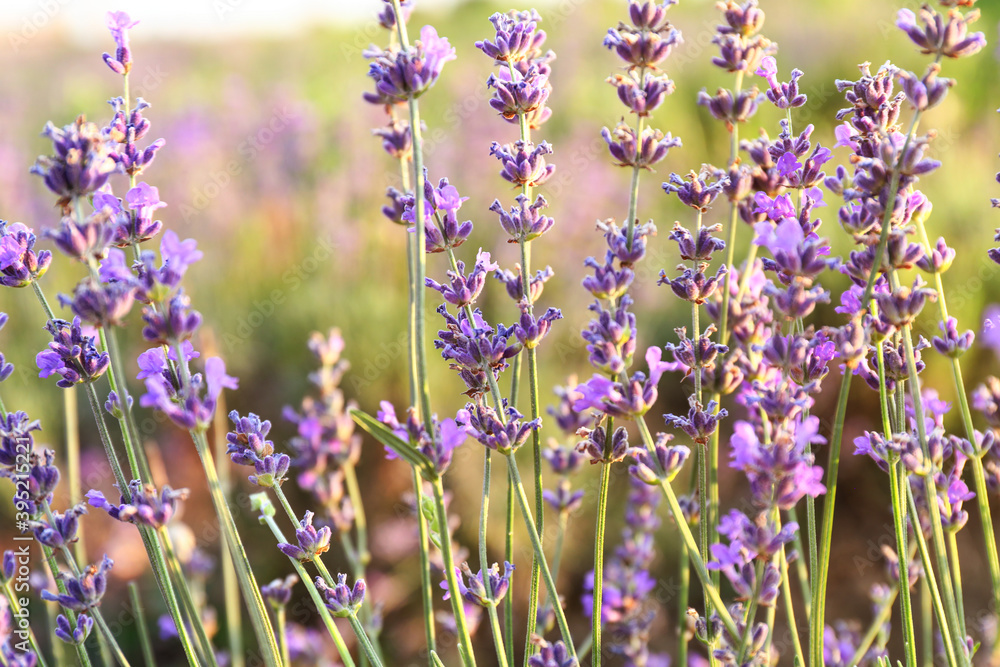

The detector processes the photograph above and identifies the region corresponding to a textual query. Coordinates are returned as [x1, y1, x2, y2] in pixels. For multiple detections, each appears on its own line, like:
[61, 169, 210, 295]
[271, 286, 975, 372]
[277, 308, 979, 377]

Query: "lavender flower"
[29, 503, 87, 548]
[490, 140, 555, 187]
[602, 121, 681, 170]
[0, 222, 53, 288]
[106, 99, 166, 179]
[896, 5, 986, 59]
[102, 11, 138, 74]
[465, 402, 540, 456]
[31, 117, 117, 209]
[528, 638, 578, 667]
[55, 613, 94, 645]
[364, 26, 456, 103]
[260, 574, 298, 609]
[140, 356, 236, 430]
[314, 573, 366, 618]
[86, 481, 189, 529]
[58, 277, 136, 328]
[0, 411, 41, 468]
[426, 250, 498, 308]
[41, 555, 114, 612]
[443, 562, 514, 607]
[476, 10, 547, 64]
[36, 318, 110, 387]
[377, 402, 470, 475]
[277, 511, 332, 561]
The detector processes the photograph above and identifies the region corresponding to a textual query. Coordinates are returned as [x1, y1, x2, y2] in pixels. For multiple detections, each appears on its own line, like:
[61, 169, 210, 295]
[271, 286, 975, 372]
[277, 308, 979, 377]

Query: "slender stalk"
[40, 544, 92, 667]
[62, 387, 86, 565]
[904, 481, 959, 667]
[736, 560, 765, 664]
[212, 398, 244, 667]
[259, 513, 357, 667]
[504, 475, 515, 666]
[486, 605, 510, 667]
[624, 114, 646, 250]
[779, 541, 805, 667]
[158, 526, 220, 666]
[413, 470, 437, 657]
[275, 606, 289, 667]
[847, 583, 900, 667]
[809, 367, 851, 667]
[431, 477, 478, 667]
[128, 582, 157, 667]
[505, 456, 577, 660]
[912, 215, 1000, 615]
[677, 531, 690, 667]
[348, 613, 384, 667]
[344, 464, 371, 569]
[786, 505, 811, 618]
[920, 576, 933, 667]
[634, 417, 740, 640]
[31, 280, 56, 321]
[191, 430, 282, 667]
[945, 532, 965, 638]
[101, 326, 153, 482]
[591, 462, 612, 667]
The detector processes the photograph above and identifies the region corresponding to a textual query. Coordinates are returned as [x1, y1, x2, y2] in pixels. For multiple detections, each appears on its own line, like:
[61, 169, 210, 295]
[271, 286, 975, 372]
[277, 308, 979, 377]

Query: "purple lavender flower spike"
[755, 56, 807, 109]
[663, 169, 728, 212]
[1, 550, 15, 583]
[477, 10, 547, 64]
[58, 278, 136, 328]
[576, 423, 629, 464]
[364, 26, 456, 103]
[697, 88, 761, 130]
[29, 503, 87, 548]
[602, 121, 682, 169]
[315, 573, 366, 618]
[261, 574, 298, 609]
[102, 11, 139, 74]
[491, 194, 554, 243]
[426, 249, 498, 308]
[141, 292, 202, 345]
[37, 318, 110, 387]
[443, 562, 515, 608]
[0, 222, 53, 288]
[665, 401, 728, 445]
[106, 97, 166, 177]
[514, 303, 561, 349]
[45, 209, 116, 264]
[528, 637, 579, 667]
[608, 72, 675, 116]
[226, 411, 275, 465]
[896, 6, 986, 59]
[140, 356, 235, 430]
[277, 511, 332, 562]
[490, 140, 556, 187]
[87, 480, 189, 529]
[55, 613, 94, 646]
[604, 1, 681, 71]
[0, 412, 42, 468]
[31, 118, 117, 210]
[466, 402, 540, 456]
[376, 0, 413, 30]
[41, 555, 114, 613]
[248, 453, 291, 488]
[487, 65, 552, 123]
[372, 120, 412, 160]
[494, 265, 553, 303]
[932, 317, 974, 358]
[627, 433, 690, 484]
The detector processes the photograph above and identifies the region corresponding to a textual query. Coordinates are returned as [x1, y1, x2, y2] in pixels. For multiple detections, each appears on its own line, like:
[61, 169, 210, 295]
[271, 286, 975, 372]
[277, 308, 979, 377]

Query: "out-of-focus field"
[1, 0, 999, 663]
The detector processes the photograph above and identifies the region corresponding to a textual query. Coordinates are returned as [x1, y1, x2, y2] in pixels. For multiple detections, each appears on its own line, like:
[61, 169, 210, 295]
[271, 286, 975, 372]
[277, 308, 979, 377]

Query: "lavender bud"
[55, 613, 94, 645]
[315, 573, 366, 618]
[0, 222, 53, 288]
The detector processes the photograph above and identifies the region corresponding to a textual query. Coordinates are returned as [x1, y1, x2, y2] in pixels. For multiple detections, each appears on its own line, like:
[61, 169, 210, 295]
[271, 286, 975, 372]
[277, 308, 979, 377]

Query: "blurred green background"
[1, 0, 1000, 664]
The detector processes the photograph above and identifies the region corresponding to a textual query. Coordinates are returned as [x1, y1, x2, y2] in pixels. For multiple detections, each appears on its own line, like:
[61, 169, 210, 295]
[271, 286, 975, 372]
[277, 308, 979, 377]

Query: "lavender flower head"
[278, 511, 332, 561]
[55, 613, 94, 646]
[364, 26, 456, 103]
[140, 356, 237, 430]
[315, 573, 366, 618]
[86, 480, 189, 529]
[41, 555, 114, 613]
[31, 117, 117, 210]
[377, 401, 471, 475]
[29, 503, 87, 548]
[260, 574, 298, 609]
[0, 222, 53, 288]
[102, 11, 139, 74]
[36, 318, 110, 387]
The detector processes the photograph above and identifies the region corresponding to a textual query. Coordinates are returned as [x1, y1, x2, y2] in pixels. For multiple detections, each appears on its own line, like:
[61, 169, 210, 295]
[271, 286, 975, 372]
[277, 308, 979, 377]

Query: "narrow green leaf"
[349, 407, 432, 473]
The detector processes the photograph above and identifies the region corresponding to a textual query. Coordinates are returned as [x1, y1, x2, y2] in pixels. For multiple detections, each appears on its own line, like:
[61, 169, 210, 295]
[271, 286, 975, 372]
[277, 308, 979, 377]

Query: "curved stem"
[431, 477, 478, 667]
[348, 612, 384, 667]
[412, 470, 437, 657]
[591, 462, 612, 667]
[128, 582, 158, 667]
[505, 456, 577, 660]
[191, 430, 282, 667]
[485, 604, 510, 667]
[158, 526, 220, 666]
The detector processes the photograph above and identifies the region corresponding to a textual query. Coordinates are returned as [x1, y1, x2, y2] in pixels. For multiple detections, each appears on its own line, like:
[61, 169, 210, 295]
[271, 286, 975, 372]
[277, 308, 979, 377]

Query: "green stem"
[889, 462, 918, 667]
[348, 613, 383, 667]
[505, 456, 577, 660]
[779, 540, 805, 667]
[158, 526, 220, 666]
[62, 387, 86, 565]
[259, 513, 357, 667]
[635, 417, 741, 641]
[40, 544, 92, 667]
[413, 470, 437, 657]
[344, 464, 371, 568]
[809, 367, 851, 667]
[128, 582, 158, 667]
[31, 280, 55, 321]
[101, 326, 153, 483]
[276, 607, 289, 667]
[624, 115, 646, 250]
[212, 407, 244, 667]
[736, 560, 765, 664]
[504, 475, 515, 666]
[486, 605, 510, 667]
[677, 531, 690, 667]
[591, 462, 611, 667]
[191, 430, 282, 667]
[946, 532, 965, 638]
[431, 477, 478, 667]
[786, 505, 811, 618]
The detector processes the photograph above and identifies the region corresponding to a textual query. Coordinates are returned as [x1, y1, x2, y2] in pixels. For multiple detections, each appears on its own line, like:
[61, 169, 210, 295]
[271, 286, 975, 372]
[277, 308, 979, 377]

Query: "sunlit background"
[2, 0, 999, 664]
